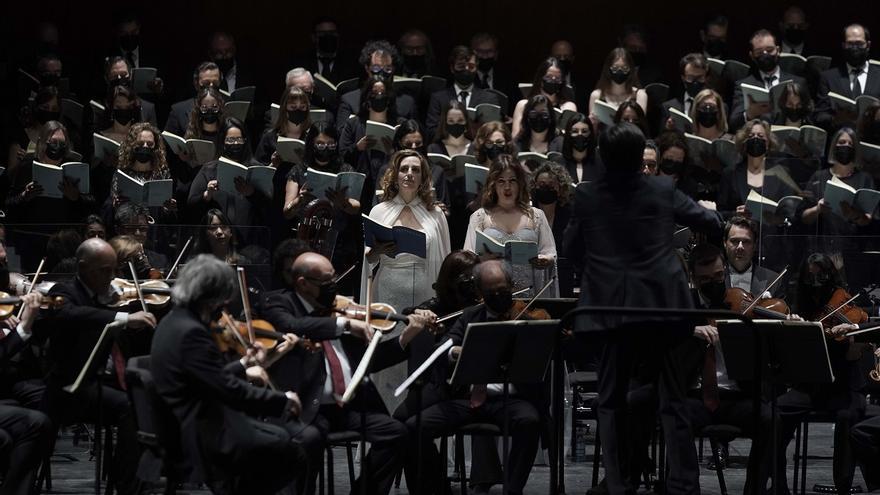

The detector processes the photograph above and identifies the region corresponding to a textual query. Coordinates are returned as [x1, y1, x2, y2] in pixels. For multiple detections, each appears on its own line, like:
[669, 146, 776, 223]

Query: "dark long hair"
[357, 75, 397, 122]
[433, 250, 480, 309]
[614, 99, 650, 137]
[795, 253, 845, 318]
[434, 99, 473, 143]
[595, 48, 641, 97]
[527, 57, 571, 105]
[219, 117, 254, 162]
[561, 113, 595, 162]
[303, 121, 343, 170]
[516, 94, 557, 148]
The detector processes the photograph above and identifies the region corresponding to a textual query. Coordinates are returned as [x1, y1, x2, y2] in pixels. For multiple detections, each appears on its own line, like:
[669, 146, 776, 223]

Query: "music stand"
[449, 319, 558, 495]
[717, 319, 834, 495]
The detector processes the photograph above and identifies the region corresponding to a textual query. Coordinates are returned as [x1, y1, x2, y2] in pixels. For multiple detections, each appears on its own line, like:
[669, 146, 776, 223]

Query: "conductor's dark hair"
[688, 243, 724, 274]
[599, 123, 646, 175]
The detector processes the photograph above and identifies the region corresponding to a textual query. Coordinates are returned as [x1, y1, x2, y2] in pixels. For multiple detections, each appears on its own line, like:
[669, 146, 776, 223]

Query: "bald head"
[76, 238, 117, 295]
[291, 252, 335, 306]
[474, 259, 513, 295]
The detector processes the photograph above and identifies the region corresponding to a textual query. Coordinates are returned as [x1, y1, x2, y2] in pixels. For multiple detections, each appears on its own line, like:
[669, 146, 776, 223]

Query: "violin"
[723, 287, 790, 320]
[332, 294, 408, 332]
[211, 311, 318, 356]
[0, 292, 64, 319]
[507, 299, 551, 320]
[817, 287, 868, 334]
[108, 278, 171, 308]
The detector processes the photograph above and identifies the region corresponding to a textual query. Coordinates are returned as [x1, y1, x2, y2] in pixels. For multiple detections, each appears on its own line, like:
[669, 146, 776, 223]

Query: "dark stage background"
[0, 1, 874, 107]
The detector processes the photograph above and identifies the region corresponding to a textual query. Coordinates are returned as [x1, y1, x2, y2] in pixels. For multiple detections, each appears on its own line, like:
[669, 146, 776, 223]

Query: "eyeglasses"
[199, 106, 220, 112]
[751, 47, 778, 57]
[224, 137, 245, 145]
[454, 63, 477, 71]
[314, 143, 337, 151]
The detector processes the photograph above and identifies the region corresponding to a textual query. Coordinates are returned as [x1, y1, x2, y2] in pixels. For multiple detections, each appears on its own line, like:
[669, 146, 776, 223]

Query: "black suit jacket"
[563, 175, 723, 331]
[0, 329, 25, 364]
[150, 306, 289, 482]
[292, 52, 357, 86]
[724, 264, 785, 300]
[37, 278, 119, 387]
[729, 71, 807, 131]
[335, 90, 418, 131]
[164, 98, 194, 136]
[260, 288, 408, 424]
[716, 162, 797, 219]
[425, 86, 502, 139]
[815, 64, 880, 129]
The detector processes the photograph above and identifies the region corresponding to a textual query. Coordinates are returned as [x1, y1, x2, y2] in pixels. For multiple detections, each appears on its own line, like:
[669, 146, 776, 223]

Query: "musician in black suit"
[151, 254, 306, 494]
[660, 53, 710, 129]
[335, 40, 418, 129]
[208, 32, 253, 94]
[292, 16, 357, 85]
[164, 62, 221, 136]
[425, 46, 502, 140]
[101, 56, 158, 126]
[37, 238, 157, 495]
[815, 24, 880, 129]
[405, 260, 543, 495]
[729, 29, 807, 132]
[470, 32, 518, 115]
[563, 123, 723, 495]
[723, 216, 786, 298]
[0, 293, 53, 495]
[261, 252, 434, 495]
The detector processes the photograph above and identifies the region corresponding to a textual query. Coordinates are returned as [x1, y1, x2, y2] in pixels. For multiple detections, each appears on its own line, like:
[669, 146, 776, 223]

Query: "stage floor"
[40, 420, 861, 494]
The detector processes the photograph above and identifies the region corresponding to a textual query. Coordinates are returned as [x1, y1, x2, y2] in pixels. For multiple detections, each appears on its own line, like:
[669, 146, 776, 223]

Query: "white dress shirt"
[296, 294, 353, 404]
[847, 62, 869, 95]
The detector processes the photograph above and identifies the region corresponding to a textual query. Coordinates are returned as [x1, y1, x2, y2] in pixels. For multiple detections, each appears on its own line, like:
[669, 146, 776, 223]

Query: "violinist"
[108, 234, 158, 280]
[36, 238, 157, 495]
[684, 244, 775, 491]
[261, 252, 433, 495]
[775, 253, 867, 495]
[723, 216, 786, 298]
[150, 254, 307, 495]
[113, 202, 168, 271]
[0, 291, 53, 495]
[406, 259, 542, 495]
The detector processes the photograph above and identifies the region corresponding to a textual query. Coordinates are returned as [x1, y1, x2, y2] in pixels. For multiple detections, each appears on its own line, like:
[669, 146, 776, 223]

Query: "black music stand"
[449, 319, 558, 495]
[717, 319, 834, 495]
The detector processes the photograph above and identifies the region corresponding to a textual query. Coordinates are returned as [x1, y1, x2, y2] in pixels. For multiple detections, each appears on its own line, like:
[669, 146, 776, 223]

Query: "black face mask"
[316, 34, 339, 55]
[133, 145, 155, 164]
[39, 73, 60, 86]
[684, 79, 705, 98]
[704, 39, 727, 58]
[571, 134, 592, 152]
[784, 28, 807, 46]
[113, 108, 138, 126]
[404, 55, 426, 74]
[199, 108, 220, 124]
[287, 109, 308, 125]
[696, 108, 718, 128]
[224, 143, 245, 161]
[542, 79, 562, 95]
[446, 123, 466, 138]
[119, 34, 140, 52]
[783, 106, 808, 121]
[315, 281, 338, 309]
[454, 70, 475, 87]
[110, 75, 131, 88]
[482, 289, 513, 315]
[45, 141, 67, 160]
[609, 68, 630, 84]
[369, 95, 389, 112]
[699, 280, 727, 306]
[314, 147, 337, 164]
[483, 143, 504, 160]
[845, 46, 869, 68]
[755, 53, 779, 73]
[834, 144, 855, 165]
[214, 57, 234, 74]
[528, 112, 551, 133]
[533, 186, 558, 204]
[477, 57, 495, 72]
[34, 108, 60, 124]
[659, 159, 684, 175]
[745, 137, 767, 157]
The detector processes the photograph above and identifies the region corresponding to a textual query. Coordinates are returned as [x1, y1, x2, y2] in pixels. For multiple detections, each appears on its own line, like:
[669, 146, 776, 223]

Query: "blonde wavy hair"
[117, 122, 169, 179]
[379, 149, 435, 205]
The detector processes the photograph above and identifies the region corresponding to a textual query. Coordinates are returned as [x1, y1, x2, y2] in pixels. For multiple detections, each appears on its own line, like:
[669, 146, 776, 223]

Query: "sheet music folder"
[449, 319, 559, 386]
[717, 319, 834, 385]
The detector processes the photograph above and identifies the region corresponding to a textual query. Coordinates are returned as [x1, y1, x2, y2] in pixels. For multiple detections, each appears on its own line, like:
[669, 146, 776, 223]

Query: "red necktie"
[702, 345, 720, 412]
[322, 341, 346, 404]
[112, 343, 127, 390]
[469, 384, 487, 409]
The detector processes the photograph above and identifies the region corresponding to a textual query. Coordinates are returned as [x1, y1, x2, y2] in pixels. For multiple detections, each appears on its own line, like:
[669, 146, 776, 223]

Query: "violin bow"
[818, 292, 861, 323]
[742, 266, 788, 315]
[165, 236, 193, 281]
[333, 263, 357, 284]
[513, 276, 557, 320]
[436, 287, 532, 324]
[343, 275, 380, 405]
[222, 310, 250, 350]
[128, 261, 149, 313]
[17, 257, 46, 318]
[236, 266, 256, 345]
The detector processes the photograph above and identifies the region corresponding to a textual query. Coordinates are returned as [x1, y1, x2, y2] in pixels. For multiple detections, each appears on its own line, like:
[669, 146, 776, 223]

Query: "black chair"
[699, 424, 744, 495]
[125, 355, 185, 495]
[318, 430, 360, 495]
[452, 423, 502, 495]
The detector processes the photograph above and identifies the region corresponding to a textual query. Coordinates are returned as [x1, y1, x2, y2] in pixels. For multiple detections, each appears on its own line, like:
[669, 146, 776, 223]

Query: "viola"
[0, 292, 64, 319]
[108, 278, 171, 308]
[723, 287, 790, 320]
[817, 287, 868, 333]
[211, 313, 318, 356]
[332, 294, 408, 332]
